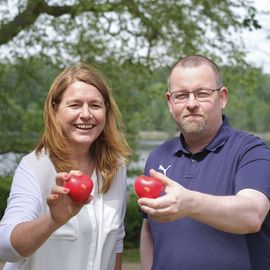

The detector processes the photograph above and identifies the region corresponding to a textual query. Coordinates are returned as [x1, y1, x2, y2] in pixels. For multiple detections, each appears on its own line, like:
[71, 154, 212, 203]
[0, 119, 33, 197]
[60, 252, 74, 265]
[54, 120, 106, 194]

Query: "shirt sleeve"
[115, 223, 125, 253]
[235, 139, 270, 197]
[0, 159, 42, 262]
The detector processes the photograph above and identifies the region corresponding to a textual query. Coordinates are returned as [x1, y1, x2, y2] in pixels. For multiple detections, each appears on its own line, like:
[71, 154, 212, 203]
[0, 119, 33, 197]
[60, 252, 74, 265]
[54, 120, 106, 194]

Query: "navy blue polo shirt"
[144, 117, 270, 270]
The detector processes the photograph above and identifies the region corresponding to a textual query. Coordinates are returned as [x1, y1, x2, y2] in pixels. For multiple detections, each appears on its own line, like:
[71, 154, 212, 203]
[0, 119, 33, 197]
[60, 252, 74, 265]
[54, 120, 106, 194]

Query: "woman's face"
[56, 81, 106, 150]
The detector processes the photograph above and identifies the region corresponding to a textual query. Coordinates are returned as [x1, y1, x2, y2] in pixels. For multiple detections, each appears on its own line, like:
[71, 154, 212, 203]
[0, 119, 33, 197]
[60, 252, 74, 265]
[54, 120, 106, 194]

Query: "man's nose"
[185, 93, 199, 107]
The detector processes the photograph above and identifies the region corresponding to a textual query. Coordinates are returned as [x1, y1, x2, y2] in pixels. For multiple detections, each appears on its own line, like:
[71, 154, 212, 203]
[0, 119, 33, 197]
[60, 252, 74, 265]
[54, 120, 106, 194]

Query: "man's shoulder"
[151, 137, 179, 154]
[227, 127, 268, 146]
[145, 138, 179, 173]
[223, 127, 270, 159]
[146, 138, 179, 165]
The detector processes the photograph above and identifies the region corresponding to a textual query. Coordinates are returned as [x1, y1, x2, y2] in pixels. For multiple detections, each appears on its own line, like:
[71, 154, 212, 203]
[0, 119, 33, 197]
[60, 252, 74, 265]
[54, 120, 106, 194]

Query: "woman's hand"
[47, 170, 93, 226]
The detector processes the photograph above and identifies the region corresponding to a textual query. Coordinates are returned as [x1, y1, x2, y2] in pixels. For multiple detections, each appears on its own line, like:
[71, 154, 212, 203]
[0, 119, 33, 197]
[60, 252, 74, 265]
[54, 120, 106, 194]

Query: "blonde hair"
[36, 63, 131, 193]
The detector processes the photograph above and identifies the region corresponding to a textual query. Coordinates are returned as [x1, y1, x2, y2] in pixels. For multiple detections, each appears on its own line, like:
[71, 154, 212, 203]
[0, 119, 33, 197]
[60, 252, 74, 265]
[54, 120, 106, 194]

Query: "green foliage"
[1, 57, 270, 155]
[0, 1, 269, 160]
[124, 192, 143, 249]
[0, 1, 261, 67]
[0, 57, 61, 153]
[223, 65, 270, 132]
[0, 176, 12, 219]
[128, 168, 143, 179]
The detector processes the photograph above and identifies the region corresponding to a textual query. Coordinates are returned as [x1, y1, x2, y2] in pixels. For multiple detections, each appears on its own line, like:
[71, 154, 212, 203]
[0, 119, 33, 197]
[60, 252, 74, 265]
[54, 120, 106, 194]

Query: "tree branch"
[0, 0, 124, 45]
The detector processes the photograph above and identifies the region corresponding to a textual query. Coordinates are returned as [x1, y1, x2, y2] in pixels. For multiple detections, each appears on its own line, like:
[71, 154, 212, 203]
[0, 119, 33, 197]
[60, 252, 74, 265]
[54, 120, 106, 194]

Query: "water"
[0, 153, 24, 176]
[127, 140, 164, 185]
[0, 140, 164, 183]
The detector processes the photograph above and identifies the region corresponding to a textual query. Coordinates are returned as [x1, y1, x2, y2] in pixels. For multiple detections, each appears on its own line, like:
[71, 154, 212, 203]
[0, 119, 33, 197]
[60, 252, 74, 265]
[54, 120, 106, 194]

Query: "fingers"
[140, 203, 172, 216]
[49, 181, 93, 206]
[47, 185, 69, 205]
[47, 193, 59, 204]
[84, 195, 93, 204]
[68, 170, 83, 176]
[139, 196, 182, 223]
[55, 170, 83, 186]
[149, 169, 170, 186]
[51, 185, 69, 195]
[140, 201, 180, 223]
[47, 191, 92, 208]
[138, 195, 174, 209]
[139, 194, 177, 213]
[137, 171, 185, 222]
[138, 169, 179, 209]
[46, 194, 62, 209]
[55, 172, 69, 186]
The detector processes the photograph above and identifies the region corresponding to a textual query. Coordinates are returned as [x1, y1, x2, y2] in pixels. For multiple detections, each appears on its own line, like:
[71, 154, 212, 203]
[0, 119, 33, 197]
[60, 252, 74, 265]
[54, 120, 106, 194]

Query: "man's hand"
[138, 169, 194, 222]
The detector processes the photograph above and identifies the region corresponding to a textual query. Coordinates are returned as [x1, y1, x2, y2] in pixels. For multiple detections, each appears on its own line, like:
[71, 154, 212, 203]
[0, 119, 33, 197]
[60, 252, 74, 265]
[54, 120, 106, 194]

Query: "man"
[138, 55, 270, 270]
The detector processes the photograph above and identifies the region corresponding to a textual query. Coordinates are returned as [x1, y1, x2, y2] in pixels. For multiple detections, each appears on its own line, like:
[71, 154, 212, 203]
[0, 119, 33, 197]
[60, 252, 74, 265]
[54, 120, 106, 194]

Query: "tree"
[222, 65, 270, 133]
[0, 0, 261, 67]
[0, 57, 61, 153]
[0, 0, 264, 154]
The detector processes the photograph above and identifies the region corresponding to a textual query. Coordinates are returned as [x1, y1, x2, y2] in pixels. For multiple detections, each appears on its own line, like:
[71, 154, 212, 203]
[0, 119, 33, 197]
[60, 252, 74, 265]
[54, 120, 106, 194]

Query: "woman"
[0, 63, 131, 270]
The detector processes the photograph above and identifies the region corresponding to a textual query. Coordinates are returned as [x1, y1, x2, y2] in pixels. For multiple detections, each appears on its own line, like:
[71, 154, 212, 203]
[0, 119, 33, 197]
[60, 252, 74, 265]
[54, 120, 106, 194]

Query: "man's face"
[166, 64, 228, 137]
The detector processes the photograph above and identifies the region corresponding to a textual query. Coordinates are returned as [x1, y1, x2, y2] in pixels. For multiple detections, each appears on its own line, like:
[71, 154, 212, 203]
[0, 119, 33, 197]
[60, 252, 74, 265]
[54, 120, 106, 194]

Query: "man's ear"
[219, 87, 228, 109]
[166, 92, 173, 113]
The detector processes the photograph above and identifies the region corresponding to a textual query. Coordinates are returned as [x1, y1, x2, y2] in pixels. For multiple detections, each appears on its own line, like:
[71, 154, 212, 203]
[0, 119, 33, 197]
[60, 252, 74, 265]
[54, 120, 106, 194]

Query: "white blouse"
[0, 151, 127, 270]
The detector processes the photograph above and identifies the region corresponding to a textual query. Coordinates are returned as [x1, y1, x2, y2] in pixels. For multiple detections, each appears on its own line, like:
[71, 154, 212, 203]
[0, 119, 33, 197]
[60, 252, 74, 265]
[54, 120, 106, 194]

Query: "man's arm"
[189, 188, 269, 233]
[140, 219, 153, 270]
[138, 170, 270, 234]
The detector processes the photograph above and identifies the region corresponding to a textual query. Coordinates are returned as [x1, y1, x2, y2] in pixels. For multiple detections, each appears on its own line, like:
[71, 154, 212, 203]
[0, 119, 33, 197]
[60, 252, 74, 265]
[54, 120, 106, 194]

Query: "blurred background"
[0, 0, 270, 267]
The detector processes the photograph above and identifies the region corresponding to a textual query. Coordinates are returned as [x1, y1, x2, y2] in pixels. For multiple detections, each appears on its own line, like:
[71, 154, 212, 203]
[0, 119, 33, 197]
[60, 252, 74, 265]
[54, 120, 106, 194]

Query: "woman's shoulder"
[21, 149, 49, 164]
[19, 150, 56, 193]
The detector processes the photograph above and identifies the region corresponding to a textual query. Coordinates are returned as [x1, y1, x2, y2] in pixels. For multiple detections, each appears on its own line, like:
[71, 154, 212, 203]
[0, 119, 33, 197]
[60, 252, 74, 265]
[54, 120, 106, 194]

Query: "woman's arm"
[1, 170, 90, 261]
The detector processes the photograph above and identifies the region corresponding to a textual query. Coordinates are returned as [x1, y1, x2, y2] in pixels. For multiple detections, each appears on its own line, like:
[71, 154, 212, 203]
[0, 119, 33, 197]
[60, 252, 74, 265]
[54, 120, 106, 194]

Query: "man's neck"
[184, 134, 212, 154]
[183, 124, 222, 154]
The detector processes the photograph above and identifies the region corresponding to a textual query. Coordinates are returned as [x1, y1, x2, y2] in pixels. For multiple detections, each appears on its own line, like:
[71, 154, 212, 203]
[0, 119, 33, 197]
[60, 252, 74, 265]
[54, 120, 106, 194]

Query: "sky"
[243, 0, 270, 73]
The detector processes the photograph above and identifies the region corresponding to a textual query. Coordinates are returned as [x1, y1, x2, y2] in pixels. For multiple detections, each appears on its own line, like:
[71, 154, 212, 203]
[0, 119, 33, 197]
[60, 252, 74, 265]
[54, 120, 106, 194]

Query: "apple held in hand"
[64, 174, 93, 203]
[134, 175, 163, 198]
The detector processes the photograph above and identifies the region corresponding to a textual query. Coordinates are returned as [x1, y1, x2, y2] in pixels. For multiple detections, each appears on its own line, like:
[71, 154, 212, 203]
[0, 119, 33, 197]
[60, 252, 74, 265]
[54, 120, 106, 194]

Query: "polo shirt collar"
[176, 115, 230, 154]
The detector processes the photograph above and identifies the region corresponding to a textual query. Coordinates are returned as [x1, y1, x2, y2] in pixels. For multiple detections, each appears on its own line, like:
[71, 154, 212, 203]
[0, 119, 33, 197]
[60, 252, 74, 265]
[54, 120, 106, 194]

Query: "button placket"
[86, 202, 98, 269]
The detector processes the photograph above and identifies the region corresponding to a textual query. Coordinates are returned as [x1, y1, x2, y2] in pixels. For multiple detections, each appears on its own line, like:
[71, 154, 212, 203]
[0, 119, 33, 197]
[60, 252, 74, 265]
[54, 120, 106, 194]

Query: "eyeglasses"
[169, 87, 222, 104]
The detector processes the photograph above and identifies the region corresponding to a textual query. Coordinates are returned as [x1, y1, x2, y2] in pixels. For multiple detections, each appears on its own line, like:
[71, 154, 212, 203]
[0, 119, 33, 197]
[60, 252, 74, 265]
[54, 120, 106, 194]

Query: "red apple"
[134, 175, 163, 198]
[64, 174, 93, 203]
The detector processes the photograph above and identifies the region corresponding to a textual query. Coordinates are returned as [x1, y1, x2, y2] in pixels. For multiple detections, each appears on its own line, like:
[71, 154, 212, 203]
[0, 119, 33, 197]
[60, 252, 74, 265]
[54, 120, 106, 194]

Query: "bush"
[124, 190, 143, 249]
[0, 176, 12, 219]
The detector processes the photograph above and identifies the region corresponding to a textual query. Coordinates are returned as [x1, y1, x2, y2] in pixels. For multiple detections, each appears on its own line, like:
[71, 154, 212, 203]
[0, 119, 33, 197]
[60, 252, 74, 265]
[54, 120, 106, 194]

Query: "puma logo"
[158, 165, 171, 176]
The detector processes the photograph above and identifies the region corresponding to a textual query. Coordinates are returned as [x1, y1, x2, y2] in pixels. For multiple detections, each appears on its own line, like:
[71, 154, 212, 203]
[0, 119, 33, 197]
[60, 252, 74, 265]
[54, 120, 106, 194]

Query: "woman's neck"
[72, 151, 95, 176]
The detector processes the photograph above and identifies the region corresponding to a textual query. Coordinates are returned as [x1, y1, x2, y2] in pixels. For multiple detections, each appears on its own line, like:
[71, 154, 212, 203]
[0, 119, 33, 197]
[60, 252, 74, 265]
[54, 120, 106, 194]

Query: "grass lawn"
[123, 248, 140, 263]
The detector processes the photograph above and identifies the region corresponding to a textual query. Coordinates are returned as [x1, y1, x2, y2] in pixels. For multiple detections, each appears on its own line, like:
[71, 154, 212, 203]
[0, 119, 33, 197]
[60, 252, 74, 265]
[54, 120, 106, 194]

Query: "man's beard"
[178, 116, 207, 134]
